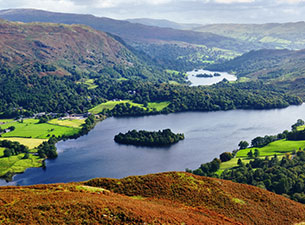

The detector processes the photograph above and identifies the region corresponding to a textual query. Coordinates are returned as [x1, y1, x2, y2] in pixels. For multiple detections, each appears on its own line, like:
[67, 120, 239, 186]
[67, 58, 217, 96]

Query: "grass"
[0, 138, 47, 149]
[0, 119, 80, 139]
[48, 118, 85, 128]
[0, 119, 14, 124]
[147, 102, 170, 111]
[89, 100, 170, 114]
[76, 78, 98, 89]
[0, 153, 42, 177]
[218, 139, 305, 175]
[89, 100, 141, 114]
[236, 139, 305, 158]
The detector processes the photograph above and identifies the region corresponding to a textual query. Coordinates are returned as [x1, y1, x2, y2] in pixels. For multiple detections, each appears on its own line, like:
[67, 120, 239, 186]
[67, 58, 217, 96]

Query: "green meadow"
[89, 100, 170, 114]
[0, 118, 86, 178]
[218, 139, 305, 174]
[0, 119, 81, 139]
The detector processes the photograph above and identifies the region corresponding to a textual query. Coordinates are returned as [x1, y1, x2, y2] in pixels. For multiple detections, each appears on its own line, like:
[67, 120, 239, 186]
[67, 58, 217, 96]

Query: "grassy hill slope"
[2, 172, 302, 224]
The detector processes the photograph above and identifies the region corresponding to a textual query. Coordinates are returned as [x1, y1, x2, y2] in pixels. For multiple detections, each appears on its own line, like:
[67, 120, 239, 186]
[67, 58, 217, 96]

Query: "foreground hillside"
[0, 172, 304, 224]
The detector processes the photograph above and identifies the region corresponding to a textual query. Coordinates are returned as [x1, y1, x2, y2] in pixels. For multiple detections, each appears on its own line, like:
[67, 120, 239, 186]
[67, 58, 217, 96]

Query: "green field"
[147, 102, 170, 111]
[76, 78, 98, 89]
[0, 153, 42, 177]
[218, 139, 305, 174]
[89, 100, 170, 114]
[0, 117, 86, 178]
[0, 119, 81, 139]
[48, 118, 85, 128]
[0, 119, 14, 124]
[0, 138, 47, 149]
[236, 139, 305, 158]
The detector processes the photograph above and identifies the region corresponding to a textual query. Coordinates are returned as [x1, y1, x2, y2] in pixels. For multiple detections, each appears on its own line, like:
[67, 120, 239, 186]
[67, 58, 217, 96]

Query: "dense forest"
[0, 70, 302, 118]
[114, 129, 184, 146]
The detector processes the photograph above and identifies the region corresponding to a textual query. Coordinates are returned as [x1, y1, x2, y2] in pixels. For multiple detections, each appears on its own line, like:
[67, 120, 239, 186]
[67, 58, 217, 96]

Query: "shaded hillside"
[209, 49, 305, 82]
[0, 19, 167, 81]
[194, 22, 305, 49]
[0, 172, 304, 224]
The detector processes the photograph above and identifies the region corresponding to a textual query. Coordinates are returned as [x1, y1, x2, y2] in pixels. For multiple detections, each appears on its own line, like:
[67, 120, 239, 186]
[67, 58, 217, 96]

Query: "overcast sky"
[0, 0, 305, 24]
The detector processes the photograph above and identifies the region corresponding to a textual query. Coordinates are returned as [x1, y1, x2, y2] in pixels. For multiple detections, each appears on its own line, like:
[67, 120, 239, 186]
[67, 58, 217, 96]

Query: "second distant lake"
[187, 69, 237, 86]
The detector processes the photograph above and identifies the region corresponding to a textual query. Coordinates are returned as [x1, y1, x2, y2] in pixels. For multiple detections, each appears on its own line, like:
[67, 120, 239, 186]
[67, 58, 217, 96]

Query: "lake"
[1, 104, 305, 186]
[187, 69, 237, 86]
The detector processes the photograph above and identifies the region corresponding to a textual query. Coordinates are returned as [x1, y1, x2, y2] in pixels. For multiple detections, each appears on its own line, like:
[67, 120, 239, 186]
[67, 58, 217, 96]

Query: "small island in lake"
[114, 129, 184, 146]
[195, 73, 213, 78]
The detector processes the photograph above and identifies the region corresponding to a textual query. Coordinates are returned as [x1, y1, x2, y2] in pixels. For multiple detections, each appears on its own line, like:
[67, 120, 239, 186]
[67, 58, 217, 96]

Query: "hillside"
[193, 22, 305, 49]
[0, 172, 304, 224]
[0, 19, 166, 80]
[0, 9, 262, 70]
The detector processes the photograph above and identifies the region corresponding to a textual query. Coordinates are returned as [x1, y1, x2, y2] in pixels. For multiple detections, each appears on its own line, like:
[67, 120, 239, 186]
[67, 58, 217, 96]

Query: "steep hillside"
[194, 22, 305, 49]
[0, 19, 165, 80]
[0, 172, 304, 224]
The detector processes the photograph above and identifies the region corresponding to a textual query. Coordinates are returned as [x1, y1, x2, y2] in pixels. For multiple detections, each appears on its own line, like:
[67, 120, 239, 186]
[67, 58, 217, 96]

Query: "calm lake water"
[1, 104, 305, 186]
[187, 69, 237, 86]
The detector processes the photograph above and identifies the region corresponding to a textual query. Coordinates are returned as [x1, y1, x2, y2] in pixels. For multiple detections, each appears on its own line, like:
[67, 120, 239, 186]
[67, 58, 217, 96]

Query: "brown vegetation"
[0, 172, 304, 224]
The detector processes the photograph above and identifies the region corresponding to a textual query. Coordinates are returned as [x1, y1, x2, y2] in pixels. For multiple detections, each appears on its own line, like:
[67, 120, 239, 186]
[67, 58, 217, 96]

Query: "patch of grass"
[89, 100, 142, 114]
[48, 119, 85, 128]
[0, 119, 80, 139]
[76, 78, 98, 89]
[0, 138, 47, 149]
[76, 185, 109, 193]
[0, 119, 14, 124]
[168, 81, 180, 85]
[89, 100, 170, 114]
[147, 102, 170, 111]
[0, 153, 42, 177]
[130, 195, 146, 200]
[236, 139, 305, 158]
[232, 198, 246, 205]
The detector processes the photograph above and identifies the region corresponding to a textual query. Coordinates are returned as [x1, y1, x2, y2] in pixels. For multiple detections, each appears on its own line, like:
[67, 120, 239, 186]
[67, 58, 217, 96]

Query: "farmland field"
[0, 119, 81, 139]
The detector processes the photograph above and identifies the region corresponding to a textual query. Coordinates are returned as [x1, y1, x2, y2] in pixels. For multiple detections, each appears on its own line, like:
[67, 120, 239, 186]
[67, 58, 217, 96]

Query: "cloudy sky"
[0, 0, 305, 24]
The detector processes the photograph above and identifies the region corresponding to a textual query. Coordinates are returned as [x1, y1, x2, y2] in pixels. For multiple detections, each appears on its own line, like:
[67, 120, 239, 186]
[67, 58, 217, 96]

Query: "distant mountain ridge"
[127, 18, 202, 30]
[193, 22, 305, 49]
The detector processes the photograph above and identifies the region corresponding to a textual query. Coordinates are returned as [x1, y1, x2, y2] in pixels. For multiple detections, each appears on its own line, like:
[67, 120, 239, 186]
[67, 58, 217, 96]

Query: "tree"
[254, 149, 260, 158]
[220, 152, 233, 162]
[247, 150, 253, 158]
[238, 141, 249, 150]
[237, 158, 244, 167]
[3, 149, 12, 157]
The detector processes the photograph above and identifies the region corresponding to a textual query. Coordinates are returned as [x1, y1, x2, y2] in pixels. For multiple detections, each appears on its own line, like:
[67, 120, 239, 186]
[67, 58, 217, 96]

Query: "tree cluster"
[114, 129, 184, 146]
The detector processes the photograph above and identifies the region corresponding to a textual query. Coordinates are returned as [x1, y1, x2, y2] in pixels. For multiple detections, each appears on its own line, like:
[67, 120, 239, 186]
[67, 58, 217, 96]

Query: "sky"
[0, 0, 305, 24]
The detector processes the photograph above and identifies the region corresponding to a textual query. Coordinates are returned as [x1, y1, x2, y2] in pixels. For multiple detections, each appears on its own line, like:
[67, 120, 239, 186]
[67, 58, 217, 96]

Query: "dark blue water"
[2, 104, 305, 186]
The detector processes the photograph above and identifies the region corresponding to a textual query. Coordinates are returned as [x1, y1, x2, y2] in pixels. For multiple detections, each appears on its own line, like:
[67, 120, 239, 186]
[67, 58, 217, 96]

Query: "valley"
[0, 6, 305, 224]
